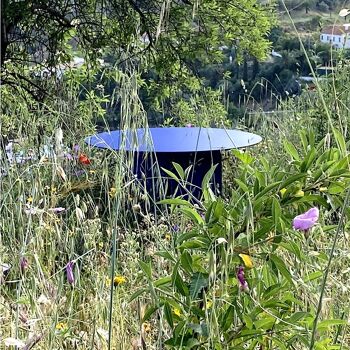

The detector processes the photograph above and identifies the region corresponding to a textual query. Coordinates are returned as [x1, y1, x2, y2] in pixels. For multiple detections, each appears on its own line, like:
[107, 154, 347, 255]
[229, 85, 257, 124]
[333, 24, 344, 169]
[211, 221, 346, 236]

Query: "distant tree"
[318, 1, 329, 12]
[0, 0, 274, 100]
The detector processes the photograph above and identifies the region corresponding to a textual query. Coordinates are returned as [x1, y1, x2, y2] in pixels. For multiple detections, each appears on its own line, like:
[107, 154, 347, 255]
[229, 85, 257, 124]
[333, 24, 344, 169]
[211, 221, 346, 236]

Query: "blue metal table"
[86, 127, 262, 199]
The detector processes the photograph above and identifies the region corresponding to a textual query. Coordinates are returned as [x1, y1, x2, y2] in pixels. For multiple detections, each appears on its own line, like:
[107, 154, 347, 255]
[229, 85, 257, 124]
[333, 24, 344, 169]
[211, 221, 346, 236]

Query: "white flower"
[3, 338, 25, 348]
[217, 237, 228, 244]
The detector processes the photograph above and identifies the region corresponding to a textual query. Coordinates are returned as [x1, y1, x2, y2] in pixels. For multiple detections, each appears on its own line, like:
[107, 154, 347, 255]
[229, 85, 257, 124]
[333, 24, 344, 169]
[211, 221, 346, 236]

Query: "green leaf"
[283, 139, 300, 161]
[232, 149, 254, 165]
[254, 181, 282, 200]
[142, 304, 159, 323]
[235, 178, 250, 193]
[269, 254, 293, 285]
[158, 198, 192, 206]
[303, 271, 323, 283]
[179, 239, 207, 250]
[172, 162, 185, 179]
[161, 167, 180, 182]
[333, 128, 347, 156]
[172, 262, 189, 297]
[272, 197, 281, 228]
[129, 288, 147, 302]
[201, 164, 218, 190]
[221, 305, 235, 332]
[280, 173, 306, 189]
[180, 251, 193, 274]
[139, 260, 152, 280]
[189, 272, 208, 299]
[154, 250, 176, 262]
[154, 276, 172, 287]
[328, 182, 345, 195]
[180, 207, 204, 224]
[316, 319, 347, 331]
[163, 302, 174, 328]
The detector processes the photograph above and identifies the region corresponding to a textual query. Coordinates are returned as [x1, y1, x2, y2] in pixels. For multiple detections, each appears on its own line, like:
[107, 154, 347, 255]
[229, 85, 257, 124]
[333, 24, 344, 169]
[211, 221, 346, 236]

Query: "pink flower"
[66, 261, 75, 285]
[237, 266, 249, 292]
[292, 207, 319, 231]
[186, 123, 193, 127]
[20, 257, 29, 272]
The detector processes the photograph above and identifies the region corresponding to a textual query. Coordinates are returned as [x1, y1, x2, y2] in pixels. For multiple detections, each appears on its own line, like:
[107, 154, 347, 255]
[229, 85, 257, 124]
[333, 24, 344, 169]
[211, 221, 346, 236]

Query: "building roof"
[321, 25, 350, 35]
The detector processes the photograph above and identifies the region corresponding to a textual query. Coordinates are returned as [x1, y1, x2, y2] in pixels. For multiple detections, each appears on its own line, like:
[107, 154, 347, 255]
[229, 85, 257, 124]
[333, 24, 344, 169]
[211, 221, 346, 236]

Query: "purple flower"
[20, 257, 29, 272]
[292, 207, 319, 231]
[186, 123, 193, 128]
[66, 261, 75, 285]
[73, 144, 80, 154]
[64, 152, 73, 160]
[237, 266, 249, 292]
[172, 225, 179, 232]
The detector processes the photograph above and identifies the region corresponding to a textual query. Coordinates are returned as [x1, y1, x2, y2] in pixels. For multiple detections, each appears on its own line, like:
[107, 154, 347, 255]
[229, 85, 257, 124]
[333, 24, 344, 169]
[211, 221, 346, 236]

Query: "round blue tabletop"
[85, 127, 262, 153]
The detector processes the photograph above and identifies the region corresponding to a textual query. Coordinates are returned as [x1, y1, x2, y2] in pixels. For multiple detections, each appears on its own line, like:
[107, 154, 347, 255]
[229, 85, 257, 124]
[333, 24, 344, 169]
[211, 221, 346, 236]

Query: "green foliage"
[133, 129, 350, 349]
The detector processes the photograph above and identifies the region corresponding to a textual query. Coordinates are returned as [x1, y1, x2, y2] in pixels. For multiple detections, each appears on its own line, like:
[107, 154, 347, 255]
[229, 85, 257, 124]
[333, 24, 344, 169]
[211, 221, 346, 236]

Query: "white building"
[320, 24, 350, 49]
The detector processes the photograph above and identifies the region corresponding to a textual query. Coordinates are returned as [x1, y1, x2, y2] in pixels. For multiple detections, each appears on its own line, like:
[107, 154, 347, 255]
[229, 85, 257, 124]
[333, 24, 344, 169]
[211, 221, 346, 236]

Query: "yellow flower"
[206, 300, 213, 309]
[27, 197, 33, 203]
[142, 322, 152, 333]
[280, 188, 287, 196]
[319, 187, 328, 192]
[56, 322, 68, 331]
[89, 170, 96, 174]
[294, 189, 304, 198]
[113, 275, 126, 286]
[109, 187, 117, 198]
[239, 253, 253, 269]
[173, 308, 181, 317]
[165, 234, 171, 241]
[51, 186, 57, 194]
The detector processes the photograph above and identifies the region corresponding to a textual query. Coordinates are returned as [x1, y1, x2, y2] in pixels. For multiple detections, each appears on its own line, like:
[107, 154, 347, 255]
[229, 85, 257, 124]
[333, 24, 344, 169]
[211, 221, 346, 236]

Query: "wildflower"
[24, 207, 39, 215]
[27, 197, 33, 203]
[172, 224, 179, 232]
[206, 300, 213, 309]
[48, 207, 65, 213]
[339, 9, 350, 17]
[56, 322, 68, 331]
[113, 275, 126, 286]
[132, 204, 141, 212]
[20, 256, 29, 272]
[64, 152, 73, 160]
[280, 188, 287, 196]
[186, 123, 193, 127]
[292, 207, 319, 231]
[217, 237, 228, 244]
[78, 153, 91, 165]
[3, 338, 25, 348]
[239, 253, 253, 269]
[66, 261, 75, 285]
[237, 266, 249, 292]
[173, 308, 181, 317]
[165, 234, 171, 241]
[294, 189, 304, 197]
[75, 207, 85, 221]
[73, 144, 80, 154]
[109, 187, 117, 197]
[142, 322, 152, 333]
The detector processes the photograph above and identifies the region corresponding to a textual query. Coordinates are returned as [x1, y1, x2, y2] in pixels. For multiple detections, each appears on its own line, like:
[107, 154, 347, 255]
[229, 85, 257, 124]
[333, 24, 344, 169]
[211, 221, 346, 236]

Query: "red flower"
[78, 153, 91, 165]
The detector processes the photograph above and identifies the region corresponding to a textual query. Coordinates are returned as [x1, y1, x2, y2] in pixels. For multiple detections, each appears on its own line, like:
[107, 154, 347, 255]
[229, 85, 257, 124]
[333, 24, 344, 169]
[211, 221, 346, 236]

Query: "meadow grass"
[1, 12, 350, 350]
